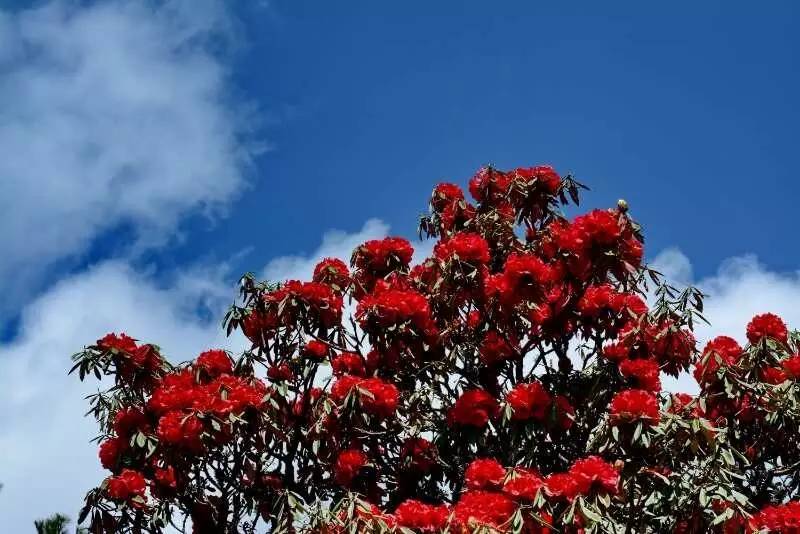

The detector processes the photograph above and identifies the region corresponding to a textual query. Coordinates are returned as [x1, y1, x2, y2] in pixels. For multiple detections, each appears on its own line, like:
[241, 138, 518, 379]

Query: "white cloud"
[0, 0, 259, 316]
[262, 219, 390, 282]
[0, 260, 237, 530]
[0, 218, 400, 530]
[652, 249, 800, 394]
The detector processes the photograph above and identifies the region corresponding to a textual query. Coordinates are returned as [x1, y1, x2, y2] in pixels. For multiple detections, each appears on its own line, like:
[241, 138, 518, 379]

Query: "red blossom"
[97, 332, 138, 353]
[479, 330, 517, 366]
[334, 449, 368, 487]
[331, 352, 366, 376]
[502, 253, 553, 301]
[783, 354, 800, 379]
[195, 350, 232, 378]
[512, 165, 561, 195]
[747, 313, 789, 345]
[157, 411, 204, 451]
[330, 375, 399, 418]
[113, 407, 148, 437]
[452, 490, 517, 531]
[313, 257, 350, 291]
[303, 340, 329, 359]
[431, 182, 465, 213]
[400, 437, 438, 472]
[468, 166, 512, 203]
[394, 500, 450, 532]
[99, 437, 127, 470]
[448, 389, 499, 428]
[434, 232, 490, 265]
[502, 468, 544, 501]
[750, 501, 800, 533]
[609, 389, 660, 425]
[569, 456, 620, 495]
[106, 469, 146, 502]
[545, 472, 580, 500]
[506, 381, 551, 421]
[619, 358, 661, 392]
[352, 237, 414, 273]
[464, 458, 506, 490]
[693, 336, 743, 385]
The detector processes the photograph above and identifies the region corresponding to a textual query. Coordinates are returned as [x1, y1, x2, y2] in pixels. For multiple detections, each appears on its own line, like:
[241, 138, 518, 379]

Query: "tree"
[34, 514, 71, 534]
[71, 164, 800, 533]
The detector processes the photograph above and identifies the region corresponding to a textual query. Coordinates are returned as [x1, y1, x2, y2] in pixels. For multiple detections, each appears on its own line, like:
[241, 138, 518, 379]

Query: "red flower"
[465, 458, 506, 490]
[353, 237, 414, 273]
[453, 490, 517, 531]
[153, 465, 177, 490]
[97, 332, 138, 353]
[358, 377, 399, 418]
[783, 354, 800, 379]
[303, 340, 329, 359]
[619, 358, 661, 392]
[106, 469, 146, 502]
[431, 182, 465, 213]
[394, 500, 450, 532]
[356, 286, 434, 335]
[334, 448, 367, 487]
[275, 281, 344, 328]
[502, 253, 553, 301]
[331, 352, 366, 376]
[747, 313, 788, 345]
[750, 501, 800, 533]
[505, 381, 551, 421]
[195, 349, 232, 378]
[603, 341, 630, 363]
[502, 468, 544, 501]
[693, 336, 742, 385]
[545, 472, 579, 500]
[569, 456, 620, 496]
[113, 407, 148, 437]
[577, 284, 625, 318]
[434, 232, 490, 265]
[448, 389, 499, 428]
[99, 437, 126, 470]
[621, 236, 644, 268]
[513, 165, 561, 194]
[313, 257, 350, 291]
[157, 411, 204, 451]
[650, 322, 696, 376]
[573, 209, 622, 247]
[609, 389, 660, 425]
[400, 437, 438, 472]
[479, 330, 517, 366]
[468, 166, 512, 203]
[267, 363, 294, 381]
[761, 366, 787, 385]
[330, 375, 399, 418]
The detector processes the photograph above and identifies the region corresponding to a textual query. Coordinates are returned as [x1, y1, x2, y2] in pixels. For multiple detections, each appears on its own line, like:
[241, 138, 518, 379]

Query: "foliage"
[34, 513, 85, 534]
[71, 164, 800, 533]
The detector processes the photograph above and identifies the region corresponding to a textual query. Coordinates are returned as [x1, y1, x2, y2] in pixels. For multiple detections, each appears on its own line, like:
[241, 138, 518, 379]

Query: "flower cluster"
[72, 163, 800, 534]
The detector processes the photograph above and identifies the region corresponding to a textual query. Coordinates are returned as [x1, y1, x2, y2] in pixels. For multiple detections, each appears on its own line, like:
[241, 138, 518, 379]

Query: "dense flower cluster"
[750, 501, 800, 532]
[747, 312, 789, 345]
[448, 389, 500, 428]
[72, 163, 800, 534]
[609, 389, 660, 425]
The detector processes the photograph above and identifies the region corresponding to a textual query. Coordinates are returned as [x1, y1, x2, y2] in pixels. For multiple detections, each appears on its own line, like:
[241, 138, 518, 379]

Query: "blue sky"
[190, 0, 799, 277]
[0, 0, 799, 529]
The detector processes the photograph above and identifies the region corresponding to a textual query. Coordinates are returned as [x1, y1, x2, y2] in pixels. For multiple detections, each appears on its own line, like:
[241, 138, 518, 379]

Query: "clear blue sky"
[159, 0, 800, 280]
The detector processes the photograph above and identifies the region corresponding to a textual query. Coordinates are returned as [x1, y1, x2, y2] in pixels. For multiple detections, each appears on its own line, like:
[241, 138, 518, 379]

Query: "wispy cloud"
[0, 0, 260, 317]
